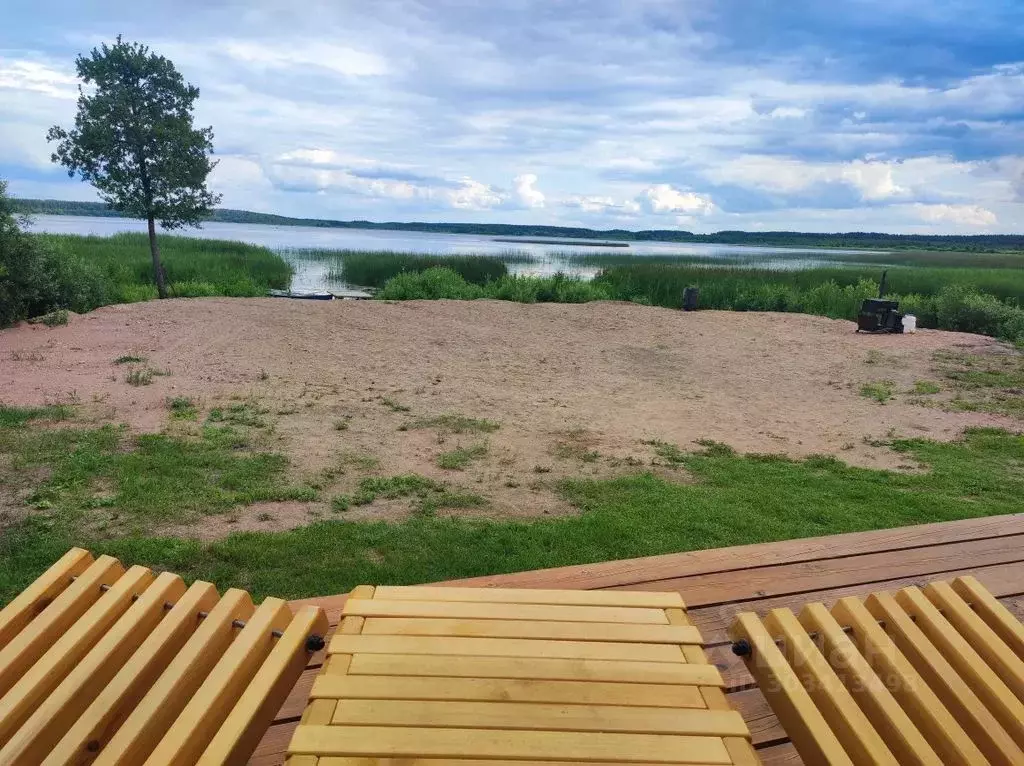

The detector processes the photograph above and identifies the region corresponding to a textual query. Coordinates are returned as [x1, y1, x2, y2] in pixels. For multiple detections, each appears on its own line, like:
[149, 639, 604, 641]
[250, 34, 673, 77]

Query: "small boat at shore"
[268, 289, 335, 300]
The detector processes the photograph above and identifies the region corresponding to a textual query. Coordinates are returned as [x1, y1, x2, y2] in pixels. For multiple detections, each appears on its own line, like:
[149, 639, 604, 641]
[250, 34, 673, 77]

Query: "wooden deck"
[250, 513, 1024, 765]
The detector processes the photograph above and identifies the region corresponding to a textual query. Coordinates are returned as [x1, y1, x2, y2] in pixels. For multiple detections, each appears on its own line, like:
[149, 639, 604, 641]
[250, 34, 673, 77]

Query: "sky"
[3, 1, 1024, 233]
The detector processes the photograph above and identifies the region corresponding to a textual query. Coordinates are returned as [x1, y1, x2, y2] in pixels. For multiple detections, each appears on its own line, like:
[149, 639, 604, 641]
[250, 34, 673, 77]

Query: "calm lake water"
[26, 214, 875, 292]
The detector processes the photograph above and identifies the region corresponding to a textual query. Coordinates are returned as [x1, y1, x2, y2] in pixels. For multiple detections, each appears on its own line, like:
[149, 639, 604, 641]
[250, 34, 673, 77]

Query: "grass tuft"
[407, 414, 500, 433]
[438, 443, 488, 470]
[860, 381, 896, 404]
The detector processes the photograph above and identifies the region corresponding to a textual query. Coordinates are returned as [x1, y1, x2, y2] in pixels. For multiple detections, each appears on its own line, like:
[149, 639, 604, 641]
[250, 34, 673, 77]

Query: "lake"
[25, 214, 878, 292]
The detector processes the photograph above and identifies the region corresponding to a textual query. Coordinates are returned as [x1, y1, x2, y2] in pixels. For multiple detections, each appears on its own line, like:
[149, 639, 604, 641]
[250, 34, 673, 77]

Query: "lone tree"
[48, 37, 221, 298]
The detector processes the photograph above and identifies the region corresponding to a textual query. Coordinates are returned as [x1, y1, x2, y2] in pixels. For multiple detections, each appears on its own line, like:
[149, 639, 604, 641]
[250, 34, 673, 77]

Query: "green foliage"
[379, 398, 411, 413]
[0, 405, 73, 428]
[0, 181, 108, 327]
[47, 37, 220, 230]
[377, 267, 612, 304]
[437, 443, 488, 470]
[860, 381, 896, 403]
[5, 428, 1021, 603]
[325, 251, 510, 287]
[33, 309, 69, 327]
[913, 380, 942, 395]
[113, 355, 145, 365]
[407, 414, 500, 434]
[167, 396, 197, 420]
[378, 268, 486, 300]
[207, 402, 267, 428]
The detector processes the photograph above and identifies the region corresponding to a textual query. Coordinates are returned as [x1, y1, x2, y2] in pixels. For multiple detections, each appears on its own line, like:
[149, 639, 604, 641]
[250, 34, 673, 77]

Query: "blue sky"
[3, 0, 1024, 233]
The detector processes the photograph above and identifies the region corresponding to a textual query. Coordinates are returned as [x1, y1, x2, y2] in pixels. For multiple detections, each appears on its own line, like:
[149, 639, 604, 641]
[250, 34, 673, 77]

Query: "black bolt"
[305, 633, 326, 652]
[731, 639, 752, 657]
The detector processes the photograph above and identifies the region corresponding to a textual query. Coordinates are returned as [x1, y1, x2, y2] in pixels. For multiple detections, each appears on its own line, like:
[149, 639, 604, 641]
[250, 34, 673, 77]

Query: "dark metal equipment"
[856, 270, 904, 333]
[682, 286, 699, 311]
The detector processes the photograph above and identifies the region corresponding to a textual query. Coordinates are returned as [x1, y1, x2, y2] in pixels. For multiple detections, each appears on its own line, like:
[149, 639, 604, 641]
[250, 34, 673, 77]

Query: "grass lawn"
[1, 400, 1022, 605]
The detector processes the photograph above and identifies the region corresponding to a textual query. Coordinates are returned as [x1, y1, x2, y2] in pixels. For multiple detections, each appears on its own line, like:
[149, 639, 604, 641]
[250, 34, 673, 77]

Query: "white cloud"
[769, 106, 808, 119]
[0, 58, 77, 99]
[641, 184, 715, 215]
[562, 195, 638, 216]
[513, 173, 545, 208]
[707, 156, 907, 200]
[446, 177, 505, 209]
[219, 41, 389, 77]
[912, 203, 997, 227]
[840, 161, 906, 201]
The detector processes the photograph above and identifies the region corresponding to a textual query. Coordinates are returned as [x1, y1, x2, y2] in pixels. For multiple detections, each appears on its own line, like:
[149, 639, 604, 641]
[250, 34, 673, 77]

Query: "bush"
[377, 268, 484, 300]
[0, 181, 108, 327]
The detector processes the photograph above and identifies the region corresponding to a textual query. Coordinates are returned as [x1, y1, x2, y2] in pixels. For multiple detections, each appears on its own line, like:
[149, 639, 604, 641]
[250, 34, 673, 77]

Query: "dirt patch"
[157, 500, 323, 541]
[1, 298, 1018, 532]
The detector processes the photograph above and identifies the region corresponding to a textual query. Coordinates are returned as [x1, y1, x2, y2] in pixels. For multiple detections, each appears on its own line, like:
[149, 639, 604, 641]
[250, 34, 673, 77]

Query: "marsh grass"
[304, 250, 513, 287]
[31, 232, 292, 304]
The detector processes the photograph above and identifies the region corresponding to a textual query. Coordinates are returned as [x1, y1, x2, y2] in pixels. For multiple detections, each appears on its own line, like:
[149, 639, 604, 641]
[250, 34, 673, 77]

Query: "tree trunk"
[147, 215, 168, 299]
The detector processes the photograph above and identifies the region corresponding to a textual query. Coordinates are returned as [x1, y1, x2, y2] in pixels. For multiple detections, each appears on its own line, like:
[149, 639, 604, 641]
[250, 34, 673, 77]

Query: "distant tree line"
[12, 197, 1024, 251]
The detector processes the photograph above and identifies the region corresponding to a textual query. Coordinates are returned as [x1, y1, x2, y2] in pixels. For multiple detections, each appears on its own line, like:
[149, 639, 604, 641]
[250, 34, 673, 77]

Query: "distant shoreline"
[493, 237, 630, 248]
[12, 197, 1024, 252]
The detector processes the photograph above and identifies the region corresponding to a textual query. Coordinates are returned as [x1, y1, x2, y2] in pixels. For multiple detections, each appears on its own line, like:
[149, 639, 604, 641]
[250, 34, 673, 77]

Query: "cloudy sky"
[3, 1, 1024, 233]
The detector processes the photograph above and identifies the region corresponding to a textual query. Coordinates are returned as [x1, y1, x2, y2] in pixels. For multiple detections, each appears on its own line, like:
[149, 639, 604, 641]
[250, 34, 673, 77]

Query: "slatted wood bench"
[0, 548, 327, 765]
[729, 575, 1024, 766]
[285, 585, 757, 765]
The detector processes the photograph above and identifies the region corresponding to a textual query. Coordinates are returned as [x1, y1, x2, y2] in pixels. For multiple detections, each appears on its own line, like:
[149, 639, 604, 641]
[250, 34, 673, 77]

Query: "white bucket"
[902, 314, 917, 334]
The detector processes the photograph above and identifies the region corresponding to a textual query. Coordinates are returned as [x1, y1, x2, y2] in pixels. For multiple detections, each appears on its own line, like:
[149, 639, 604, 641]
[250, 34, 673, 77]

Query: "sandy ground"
[0, 298, 1016, 534]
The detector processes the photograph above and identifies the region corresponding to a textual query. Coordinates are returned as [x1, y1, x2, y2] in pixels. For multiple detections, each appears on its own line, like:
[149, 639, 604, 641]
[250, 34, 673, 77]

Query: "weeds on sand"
[438, 443, 488, 470]
[860, 381, 896, 404]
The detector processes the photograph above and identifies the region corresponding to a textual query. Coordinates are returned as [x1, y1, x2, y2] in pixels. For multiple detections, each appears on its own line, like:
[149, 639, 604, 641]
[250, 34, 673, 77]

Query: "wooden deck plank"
[607, 534, 1024, 605]
[372, 586, 683, 608]
[444, 514, 1024, 590]
[346, 654, 715, 684]
[342, 599, 670, 625]
[311, 675, 711, 707]
[330, 634, 683, 662]
[360, 617, 701, 644]
[287, 725, 734, 764]
[328, 700, 748, 736]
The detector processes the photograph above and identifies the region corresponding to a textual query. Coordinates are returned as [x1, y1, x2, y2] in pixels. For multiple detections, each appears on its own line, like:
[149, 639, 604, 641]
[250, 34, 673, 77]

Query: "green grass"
[208, 403, 268, 428]
[30, 232, 292, 305]
[438, 443, 488, 470]
[330, 474, 486, 515]
[125, 367, 155, 387]
[407, 414, 500, 433]
[913, 380, 942, 395]
[0, 404, 73, 428]
[3, 426, 1021, 604]
[167, 397, 198, 420]
[934, 351, 1024, 418]
[860, 381, 896, 404]
[379, 397, 412, 413]
[113, 355, 145, 365]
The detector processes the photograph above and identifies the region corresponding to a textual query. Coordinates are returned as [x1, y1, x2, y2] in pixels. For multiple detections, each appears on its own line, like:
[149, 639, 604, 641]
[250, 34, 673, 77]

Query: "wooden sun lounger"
[285, 585, 757, 765]
[0, 548, 327, 765]
[729, 575, 1024, 765]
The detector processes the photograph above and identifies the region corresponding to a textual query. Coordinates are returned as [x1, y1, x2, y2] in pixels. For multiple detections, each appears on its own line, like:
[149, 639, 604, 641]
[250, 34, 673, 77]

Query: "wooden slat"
[311, 674, 711, 707]
[147, 596, 293, 765]
[0, 571, 184, 765]
[342, 599, 669, 625]
[863, 592, 1023, 765]
[797, 602, 941, 766]
[330, 634, 683, 662]
[729, 612, 854, 766]
[45, 579, 220, 766]
[611, 534, 1024, 607]
[894, 586, 1024, 748]
[0, 548, 93, 650]
[197, 605, 328, 766]
[329, 699, 747, 736]
[288, 725, 734, 764]
[346, 653, 713, 684]
[762, 608, 897, 766]
[94, 588, 255, 766]
[924, 580, 1024, 701]
[310, 761, 740, 766]
[374, 586, 684, 609]
[0, 564, 153, 748]
[831, 596, 983, 766]
[0, 554, 123, 698]
[952, 574, 1024, 656]
[446, 514, 1024, 591]
[360, 617, 702, 644]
